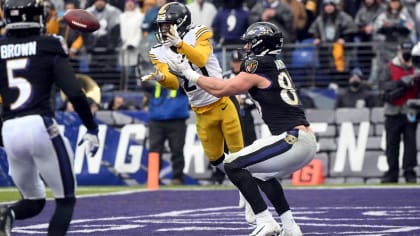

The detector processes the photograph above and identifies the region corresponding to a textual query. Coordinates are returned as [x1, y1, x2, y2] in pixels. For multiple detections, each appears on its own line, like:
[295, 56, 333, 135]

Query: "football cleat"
[245, 200, 257, 226]
[238, 192, 257, 226]
[249, 220, 281, 236]
[280, 221, 303, 236]
[0, 206, 13, 236]
[238, 192, 246, 208]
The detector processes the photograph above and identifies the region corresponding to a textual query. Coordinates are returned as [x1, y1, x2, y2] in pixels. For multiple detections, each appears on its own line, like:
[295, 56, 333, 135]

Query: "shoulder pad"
[194, 25, 211, 39]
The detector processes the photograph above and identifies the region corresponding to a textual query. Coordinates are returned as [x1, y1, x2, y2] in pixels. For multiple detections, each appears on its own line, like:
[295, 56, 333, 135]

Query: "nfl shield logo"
[245, 59, 258, 73]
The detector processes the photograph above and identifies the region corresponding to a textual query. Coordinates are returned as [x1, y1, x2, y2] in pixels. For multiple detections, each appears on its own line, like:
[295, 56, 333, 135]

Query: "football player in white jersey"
[142, 2, 244, 181]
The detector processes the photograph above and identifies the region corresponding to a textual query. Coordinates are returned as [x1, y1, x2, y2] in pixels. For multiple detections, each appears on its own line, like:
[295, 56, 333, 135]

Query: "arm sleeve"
[150, 53, 180, 90]
[54, 56, 98, 131]
[176, 29, 213, 67]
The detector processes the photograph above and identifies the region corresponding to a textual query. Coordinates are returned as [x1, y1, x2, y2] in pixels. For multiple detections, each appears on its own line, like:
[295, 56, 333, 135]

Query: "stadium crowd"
[0, 0, 418, 96]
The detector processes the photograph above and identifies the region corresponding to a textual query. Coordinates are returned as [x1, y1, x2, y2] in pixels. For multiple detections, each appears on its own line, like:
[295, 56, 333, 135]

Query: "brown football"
[63, 9, 100, 33]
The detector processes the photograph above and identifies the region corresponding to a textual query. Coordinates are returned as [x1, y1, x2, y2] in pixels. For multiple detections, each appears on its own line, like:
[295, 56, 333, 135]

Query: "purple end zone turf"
[11, 187, 420, 235]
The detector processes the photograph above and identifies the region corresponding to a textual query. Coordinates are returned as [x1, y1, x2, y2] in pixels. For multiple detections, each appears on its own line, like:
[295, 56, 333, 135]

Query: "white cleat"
[249, 220, 281, 236]
[244, 200, 256, 226]
[238, 192, 246, 208]
[280, 222, 303, 236]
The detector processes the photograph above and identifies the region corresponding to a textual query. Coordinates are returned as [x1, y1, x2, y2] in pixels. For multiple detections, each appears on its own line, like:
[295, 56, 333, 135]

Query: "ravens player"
[0, 0, 99, 235]
[141, 3, 244, 185]
[168, 22, 317, 236]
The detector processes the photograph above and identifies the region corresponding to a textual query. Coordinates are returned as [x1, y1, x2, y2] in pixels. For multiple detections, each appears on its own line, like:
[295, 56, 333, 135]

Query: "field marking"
[12, 204, 420, 235]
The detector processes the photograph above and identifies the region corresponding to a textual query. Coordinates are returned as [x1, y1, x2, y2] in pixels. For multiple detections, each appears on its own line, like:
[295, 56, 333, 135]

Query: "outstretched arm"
[169, 58, 270, 97]
[195, 73, 257, 97]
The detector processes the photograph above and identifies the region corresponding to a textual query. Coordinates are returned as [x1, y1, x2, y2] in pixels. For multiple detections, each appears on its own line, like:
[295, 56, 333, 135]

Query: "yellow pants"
[194, 97, 244, 162]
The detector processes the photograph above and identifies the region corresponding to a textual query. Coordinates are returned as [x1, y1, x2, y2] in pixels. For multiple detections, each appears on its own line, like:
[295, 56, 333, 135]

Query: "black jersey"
[242, 55, 309, 135]
[0, 34, 97, 130]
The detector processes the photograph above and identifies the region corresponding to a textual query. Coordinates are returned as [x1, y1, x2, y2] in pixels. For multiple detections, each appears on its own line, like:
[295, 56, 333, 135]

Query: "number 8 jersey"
[243, 55, 309, 135]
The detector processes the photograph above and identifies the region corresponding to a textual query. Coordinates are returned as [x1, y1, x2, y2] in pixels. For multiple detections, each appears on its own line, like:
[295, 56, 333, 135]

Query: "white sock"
[280, 210, 296, 227]
[255, 209, 274, 225]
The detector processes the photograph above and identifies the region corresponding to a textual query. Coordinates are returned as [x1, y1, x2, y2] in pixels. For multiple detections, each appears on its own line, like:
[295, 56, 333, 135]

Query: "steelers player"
[167, 22, 317, 236]
[142, 3, 244, 179]
[0, 0, 99, 235]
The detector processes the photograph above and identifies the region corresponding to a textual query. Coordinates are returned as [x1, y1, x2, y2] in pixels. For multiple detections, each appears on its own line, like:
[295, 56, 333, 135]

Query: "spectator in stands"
[335, 68, 378, 108]
[107, 95, 128, 110]
[141, 0, 166, 54]
[372, 0, 415, 89]
[354, 0, 385, 80]
[58, 1, 84, 59]
[120, 0, 144, 90]
[379, 41, 419, 183]
[85, 0, 122, 53]
[60, 98, 100, 114]
[308, 0, 358, 85]
[248, 0, 295, 44]
[342, 0, 363, 18]
[43, 0, 59, 35]
[280, 0, 308, 42]
[211, 0, 249, 46]
[187, 0, 217, 30]
[142, 81, 190, 185]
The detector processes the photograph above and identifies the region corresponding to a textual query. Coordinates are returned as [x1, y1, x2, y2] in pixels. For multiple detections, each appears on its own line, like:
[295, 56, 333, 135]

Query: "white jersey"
[150, 24, 222, 108]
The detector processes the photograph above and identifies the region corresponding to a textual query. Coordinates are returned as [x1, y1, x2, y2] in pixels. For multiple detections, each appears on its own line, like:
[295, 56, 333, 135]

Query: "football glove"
[167, 58, 201, 82]
[165, 25, 182, 48]
[141, 69, 163, 82]
[78, 129, 99, 157]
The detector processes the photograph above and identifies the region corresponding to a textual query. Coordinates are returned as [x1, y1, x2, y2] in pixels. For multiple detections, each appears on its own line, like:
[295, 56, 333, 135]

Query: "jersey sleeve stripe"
[195, 27, 210, 39]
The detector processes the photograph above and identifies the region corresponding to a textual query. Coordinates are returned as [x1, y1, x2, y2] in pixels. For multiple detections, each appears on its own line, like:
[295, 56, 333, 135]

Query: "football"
[64, 9, 100, 33]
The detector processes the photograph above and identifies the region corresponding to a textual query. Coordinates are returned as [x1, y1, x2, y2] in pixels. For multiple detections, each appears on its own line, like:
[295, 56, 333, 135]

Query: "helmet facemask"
[155, 2, 191, 44]
[156, 16, 189, 44]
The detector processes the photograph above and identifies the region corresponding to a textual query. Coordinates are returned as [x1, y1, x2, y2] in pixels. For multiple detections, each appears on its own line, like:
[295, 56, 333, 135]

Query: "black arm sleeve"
[54, 56, 98, 131]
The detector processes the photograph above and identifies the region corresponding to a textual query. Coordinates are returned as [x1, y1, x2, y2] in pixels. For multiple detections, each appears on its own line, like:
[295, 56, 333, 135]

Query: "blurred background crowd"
[1, 0, 418, 110]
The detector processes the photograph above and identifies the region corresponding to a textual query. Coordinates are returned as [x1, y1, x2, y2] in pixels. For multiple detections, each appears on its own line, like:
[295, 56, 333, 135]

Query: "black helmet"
[155, 2, 191, 44]
[240, 22, 283, 56]
[3, 0, 45, 31]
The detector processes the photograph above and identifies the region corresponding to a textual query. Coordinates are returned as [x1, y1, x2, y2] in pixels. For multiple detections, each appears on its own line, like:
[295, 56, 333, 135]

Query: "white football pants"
[2, 115, 76, 199]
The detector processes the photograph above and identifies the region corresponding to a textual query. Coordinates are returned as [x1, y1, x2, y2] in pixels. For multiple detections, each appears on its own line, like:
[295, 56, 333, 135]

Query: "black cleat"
[404, 171, 417, 183]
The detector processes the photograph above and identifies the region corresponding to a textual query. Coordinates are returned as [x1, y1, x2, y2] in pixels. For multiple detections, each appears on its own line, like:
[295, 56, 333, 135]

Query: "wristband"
[184, 69, 201, 83]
